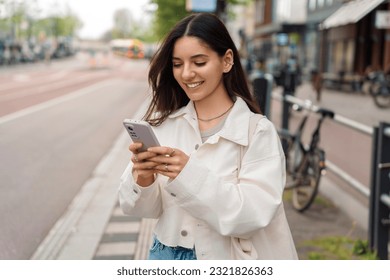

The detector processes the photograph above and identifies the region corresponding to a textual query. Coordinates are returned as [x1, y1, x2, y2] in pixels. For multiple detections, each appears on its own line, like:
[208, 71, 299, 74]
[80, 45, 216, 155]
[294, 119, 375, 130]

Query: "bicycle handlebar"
[284, 94, 335, 119]
[316, 108, 334, 119]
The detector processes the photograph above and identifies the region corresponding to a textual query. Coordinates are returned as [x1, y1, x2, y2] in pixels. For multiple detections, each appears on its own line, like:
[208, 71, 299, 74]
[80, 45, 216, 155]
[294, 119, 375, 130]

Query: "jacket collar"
[169, 97, 252, 146]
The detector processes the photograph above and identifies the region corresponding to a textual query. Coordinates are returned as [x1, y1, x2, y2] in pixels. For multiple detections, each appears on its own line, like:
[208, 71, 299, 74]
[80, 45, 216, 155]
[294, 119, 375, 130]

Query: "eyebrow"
[172, 54, 209, 60]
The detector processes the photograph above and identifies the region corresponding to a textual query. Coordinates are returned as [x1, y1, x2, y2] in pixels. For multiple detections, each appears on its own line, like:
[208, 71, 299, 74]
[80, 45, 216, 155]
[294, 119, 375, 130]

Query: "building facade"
[250, 0, 307, 76]
[321, 0, 390, 77]
[241, 0, 390, 84]
[305, 0, 343, 75]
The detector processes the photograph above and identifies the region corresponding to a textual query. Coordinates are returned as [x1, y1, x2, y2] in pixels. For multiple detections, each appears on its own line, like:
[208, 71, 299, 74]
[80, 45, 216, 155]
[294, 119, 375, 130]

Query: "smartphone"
[123, 119, 160, 152]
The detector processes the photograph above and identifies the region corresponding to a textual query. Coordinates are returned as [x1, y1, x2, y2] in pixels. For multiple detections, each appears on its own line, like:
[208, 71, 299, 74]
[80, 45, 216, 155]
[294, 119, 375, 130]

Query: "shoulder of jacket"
[248, 113, 266, 139]
[253, 114, 277, 130]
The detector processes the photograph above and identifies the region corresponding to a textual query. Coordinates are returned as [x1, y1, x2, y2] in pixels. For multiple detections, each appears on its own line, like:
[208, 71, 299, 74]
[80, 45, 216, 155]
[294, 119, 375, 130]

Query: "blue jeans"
[148, 236, 197, 260]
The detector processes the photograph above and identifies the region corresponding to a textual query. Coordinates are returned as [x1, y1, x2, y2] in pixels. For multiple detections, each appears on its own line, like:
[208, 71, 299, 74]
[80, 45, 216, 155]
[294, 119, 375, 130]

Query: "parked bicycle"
[365, 70, 390, 108]
[279, 102, 334, 212]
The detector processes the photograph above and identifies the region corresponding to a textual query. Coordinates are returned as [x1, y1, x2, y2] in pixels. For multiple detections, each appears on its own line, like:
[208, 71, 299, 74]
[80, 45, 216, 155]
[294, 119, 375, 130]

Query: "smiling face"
[172, 36, 233, 104]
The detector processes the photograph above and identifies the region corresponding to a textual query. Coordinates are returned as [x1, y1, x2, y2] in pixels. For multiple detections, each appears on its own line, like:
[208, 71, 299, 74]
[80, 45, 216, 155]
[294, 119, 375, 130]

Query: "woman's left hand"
[147, 146, 189, 180]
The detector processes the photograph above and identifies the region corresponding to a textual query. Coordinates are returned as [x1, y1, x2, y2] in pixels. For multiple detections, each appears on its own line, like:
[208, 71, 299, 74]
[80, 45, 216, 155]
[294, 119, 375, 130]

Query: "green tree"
[106, 8, 156, 43]
[34, 14, 81, 39]
[112, 8, 134, 38]
[60, 15, 82, 37]
[0, 0, 81, 40]
[9, 1, 27, 39]
[151, 0, 189, 40]
[150, 0, 252, 40]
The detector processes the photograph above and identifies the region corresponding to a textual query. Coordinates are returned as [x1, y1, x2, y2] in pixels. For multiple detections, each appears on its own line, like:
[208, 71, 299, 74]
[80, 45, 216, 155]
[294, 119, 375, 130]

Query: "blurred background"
[0, 0, 389, 260]
[0, 0, 389, 81]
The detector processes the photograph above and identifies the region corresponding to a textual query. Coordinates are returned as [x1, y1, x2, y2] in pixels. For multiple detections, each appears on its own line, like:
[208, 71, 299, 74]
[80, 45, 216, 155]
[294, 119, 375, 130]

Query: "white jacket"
[119, 97, 298, 260]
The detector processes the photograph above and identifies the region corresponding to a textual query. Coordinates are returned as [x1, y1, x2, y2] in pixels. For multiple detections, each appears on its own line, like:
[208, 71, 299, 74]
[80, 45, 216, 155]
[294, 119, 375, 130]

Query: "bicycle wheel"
[288, 141, 304, 176]
[292, 149, 322, 212]
[371, 81, 390, 108]
[373, 91, 390, 108]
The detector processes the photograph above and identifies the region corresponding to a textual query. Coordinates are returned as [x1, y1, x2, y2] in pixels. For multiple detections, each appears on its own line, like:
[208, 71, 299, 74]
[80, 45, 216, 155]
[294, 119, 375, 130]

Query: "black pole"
[281, 67, 293, 151]
[368, 126, 379, 253]
[373, 122, 390, 259]
[216, 0, 227, 21]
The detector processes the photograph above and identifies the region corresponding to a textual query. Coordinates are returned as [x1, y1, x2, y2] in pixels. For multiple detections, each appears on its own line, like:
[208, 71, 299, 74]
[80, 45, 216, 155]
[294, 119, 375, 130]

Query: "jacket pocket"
[230, 237, 258, 260]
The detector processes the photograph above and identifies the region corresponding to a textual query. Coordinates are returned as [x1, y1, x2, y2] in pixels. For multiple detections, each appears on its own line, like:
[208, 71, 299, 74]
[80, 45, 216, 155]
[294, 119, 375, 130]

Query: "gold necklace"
[197, 104, 234, 122]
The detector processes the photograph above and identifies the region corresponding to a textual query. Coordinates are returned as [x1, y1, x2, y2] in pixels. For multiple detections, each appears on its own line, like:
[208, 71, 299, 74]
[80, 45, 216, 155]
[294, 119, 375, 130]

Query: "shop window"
[309, 0, 316, 10]
[255, 0, 265, 24]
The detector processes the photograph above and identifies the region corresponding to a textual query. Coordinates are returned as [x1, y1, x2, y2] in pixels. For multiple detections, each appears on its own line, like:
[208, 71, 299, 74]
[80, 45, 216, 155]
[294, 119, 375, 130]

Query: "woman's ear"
[223, 49, 234, 73]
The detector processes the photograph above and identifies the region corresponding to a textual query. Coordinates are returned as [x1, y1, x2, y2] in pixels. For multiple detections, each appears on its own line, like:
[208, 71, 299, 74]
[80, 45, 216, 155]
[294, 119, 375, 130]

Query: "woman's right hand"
[129, 142, 159, 187]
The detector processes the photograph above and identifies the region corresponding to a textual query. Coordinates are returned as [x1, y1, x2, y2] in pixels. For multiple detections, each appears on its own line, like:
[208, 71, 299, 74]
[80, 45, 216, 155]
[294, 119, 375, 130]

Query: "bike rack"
[273, 92, 372, 196]
[273, 91, 390, 259]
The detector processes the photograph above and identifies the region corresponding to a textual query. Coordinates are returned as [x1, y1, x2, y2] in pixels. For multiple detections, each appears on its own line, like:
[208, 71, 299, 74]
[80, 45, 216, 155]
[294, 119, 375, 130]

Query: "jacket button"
[195, 144, 199, 150]
[133, 189, 138, 194]
[180, 230, 188, 237]
[170, 193, 176, 197]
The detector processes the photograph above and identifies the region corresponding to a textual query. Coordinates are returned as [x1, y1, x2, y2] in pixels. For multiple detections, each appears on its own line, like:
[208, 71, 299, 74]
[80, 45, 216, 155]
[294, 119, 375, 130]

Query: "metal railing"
[271, 91, 390, 259]
[272, 92, 373, 196]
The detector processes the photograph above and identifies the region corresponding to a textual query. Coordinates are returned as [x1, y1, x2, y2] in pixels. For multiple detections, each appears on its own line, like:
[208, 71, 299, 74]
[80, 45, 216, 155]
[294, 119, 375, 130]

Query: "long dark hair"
[145, 13, 260, 126]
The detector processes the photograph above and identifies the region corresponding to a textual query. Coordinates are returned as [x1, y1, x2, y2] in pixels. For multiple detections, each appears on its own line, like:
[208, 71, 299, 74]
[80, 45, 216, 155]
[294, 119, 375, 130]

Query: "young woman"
[119, 13, 297, 260]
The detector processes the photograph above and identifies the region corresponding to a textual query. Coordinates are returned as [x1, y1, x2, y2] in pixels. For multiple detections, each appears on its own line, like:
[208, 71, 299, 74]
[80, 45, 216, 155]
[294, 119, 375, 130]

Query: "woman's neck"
[194, 95, 234, 132]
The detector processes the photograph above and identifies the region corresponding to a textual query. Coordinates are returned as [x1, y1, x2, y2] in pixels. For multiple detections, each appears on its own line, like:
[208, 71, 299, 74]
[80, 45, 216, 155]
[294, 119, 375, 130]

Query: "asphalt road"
[0, 54, 150, 259]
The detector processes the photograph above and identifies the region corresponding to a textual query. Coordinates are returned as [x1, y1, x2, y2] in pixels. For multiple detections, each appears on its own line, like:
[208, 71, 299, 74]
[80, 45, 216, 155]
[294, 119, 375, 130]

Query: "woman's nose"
[181, 65, 195, 80]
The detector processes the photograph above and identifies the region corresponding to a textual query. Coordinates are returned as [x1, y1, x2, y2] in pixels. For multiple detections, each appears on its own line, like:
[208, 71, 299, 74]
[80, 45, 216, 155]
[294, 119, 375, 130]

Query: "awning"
[321, 0, 385, 29]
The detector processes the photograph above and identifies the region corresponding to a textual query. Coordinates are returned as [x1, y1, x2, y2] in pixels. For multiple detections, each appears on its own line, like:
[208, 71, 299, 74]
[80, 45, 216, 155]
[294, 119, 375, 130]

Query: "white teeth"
[186, 82, 202, 88]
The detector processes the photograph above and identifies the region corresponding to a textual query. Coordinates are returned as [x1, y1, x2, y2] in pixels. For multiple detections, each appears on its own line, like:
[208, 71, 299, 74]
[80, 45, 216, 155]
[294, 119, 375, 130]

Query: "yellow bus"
[110, 39, 144, 59]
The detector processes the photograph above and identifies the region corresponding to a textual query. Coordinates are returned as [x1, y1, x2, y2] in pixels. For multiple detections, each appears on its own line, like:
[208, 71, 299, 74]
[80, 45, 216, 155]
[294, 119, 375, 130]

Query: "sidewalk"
[32, 85, 369, 260]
